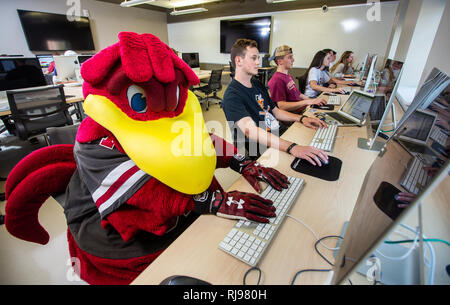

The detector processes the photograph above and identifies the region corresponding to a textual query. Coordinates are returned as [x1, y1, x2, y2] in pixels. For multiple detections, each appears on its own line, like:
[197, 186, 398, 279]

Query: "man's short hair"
[230, 38, 258, 69]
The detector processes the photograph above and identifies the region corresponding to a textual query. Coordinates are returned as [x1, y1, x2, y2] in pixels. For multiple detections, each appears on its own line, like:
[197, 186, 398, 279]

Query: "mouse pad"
[373, 181, 404, 221]
[290, 156, 342, 181]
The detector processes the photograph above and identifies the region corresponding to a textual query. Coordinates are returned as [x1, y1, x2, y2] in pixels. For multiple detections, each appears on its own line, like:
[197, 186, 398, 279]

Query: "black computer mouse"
[160, 275, 212, 285]
[318, 156, 329, 166]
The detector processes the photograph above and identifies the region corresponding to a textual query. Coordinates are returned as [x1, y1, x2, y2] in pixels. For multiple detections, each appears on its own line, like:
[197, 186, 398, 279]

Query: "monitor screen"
[368, 94, 387, 121]
[340, 90, 374, 120]
[17, 9, 95, 51]
[0, 57, 47, 91]
[36, 55, 54, 69]
[53, 55, 79, 81]
[77, 55, 93, 65]
[182, 53, 200, 69]
[399, 110, 437, 144]
[220, 16, 271, 54]
[331, 78, 449, 285]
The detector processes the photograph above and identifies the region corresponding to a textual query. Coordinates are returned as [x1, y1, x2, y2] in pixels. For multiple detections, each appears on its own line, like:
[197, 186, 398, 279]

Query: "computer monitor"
[358, 53, 369, 74]
[0, 57, 47, 93]
[77, 55, 93, 65]
[363, 55, 378, 93]
[53, 55, 79, 82]
[398, 109, 437, 145]
[337, 90, 374, 124]
[36, 54, 54, 69]
[182, 53, 200, 69]
[331, 79, 449, 285]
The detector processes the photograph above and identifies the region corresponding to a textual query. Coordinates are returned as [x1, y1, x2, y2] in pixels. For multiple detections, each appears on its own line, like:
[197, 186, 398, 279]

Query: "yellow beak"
[83, 90, 217, 194]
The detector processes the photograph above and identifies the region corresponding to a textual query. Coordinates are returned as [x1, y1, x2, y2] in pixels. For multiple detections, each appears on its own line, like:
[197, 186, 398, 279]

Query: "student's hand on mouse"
[289, 145, 328, 166]
[308, 97, 327, 106]
[395, 192, 416, 208]
[193, 189, 276, 223]
[301, 116, 328, 130]
[229, 154, 289, 193]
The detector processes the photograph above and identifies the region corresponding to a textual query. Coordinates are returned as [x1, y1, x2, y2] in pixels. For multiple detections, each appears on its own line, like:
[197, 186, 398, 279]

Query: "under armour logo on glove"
[216, 191, 276, 223]
[229, 154, 290, 193]
[226, 197, 244, 209]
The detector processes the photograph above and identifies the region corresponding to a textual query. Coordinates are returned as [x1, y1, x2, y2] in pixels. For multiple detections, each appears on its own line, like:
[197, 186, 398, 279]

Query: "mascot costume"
[4, 32, 289, 284]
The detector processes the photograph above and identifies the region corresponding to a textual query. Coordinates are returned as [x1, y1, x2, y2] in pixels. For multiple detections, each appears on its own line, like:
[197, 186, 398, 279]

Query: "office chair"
[45, 124, 79, 206]
[193, 69, 223, 111]
[6, 84, 73, 145]
[296, 73, 308, 94]
[229, 61, 235, 79]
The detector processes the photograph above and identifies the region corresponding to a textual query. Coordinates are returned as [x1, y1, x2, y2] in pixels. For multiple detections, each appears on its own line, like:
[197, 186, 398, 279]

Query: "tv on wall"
[17, 9, 95, 51]
[220, 16, 272, 54]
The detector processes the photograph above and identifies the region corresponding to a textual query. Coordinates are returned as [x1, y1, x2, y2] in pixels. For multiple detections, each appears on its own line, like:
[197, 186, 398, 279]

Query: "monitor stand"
[334, 221, 421, 285]
[357, 137, 385, 151]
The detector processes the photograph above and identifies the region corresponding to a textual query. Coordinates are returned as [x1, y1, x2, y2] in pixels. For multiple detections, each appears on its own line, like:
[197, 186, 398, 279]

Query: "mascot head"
[78, 32, 216, 194]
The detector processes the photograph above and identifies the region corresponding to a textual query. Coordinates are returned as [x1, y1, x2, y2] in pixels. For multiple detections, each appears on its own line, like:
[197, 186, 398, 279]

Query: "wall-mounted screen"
[220, 16, 271, 54]
[17, 9, 95, 51]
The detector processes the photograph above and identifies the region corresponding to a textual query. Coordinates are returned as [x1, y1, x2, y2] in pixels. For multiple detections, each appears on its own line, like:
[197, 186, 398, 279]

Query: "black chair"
[296, 73, 308, 94]
[229, 61, 235, 79]
[6, 84, 73, 145]
[45, 124, 79, 205]
[193, 69, 223, 111]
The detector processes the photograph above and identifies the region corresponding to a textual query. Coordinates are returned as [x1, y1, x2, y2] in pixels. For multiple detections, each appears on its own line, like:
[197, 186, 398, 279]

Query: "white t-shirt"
[304, 67, 330, 97]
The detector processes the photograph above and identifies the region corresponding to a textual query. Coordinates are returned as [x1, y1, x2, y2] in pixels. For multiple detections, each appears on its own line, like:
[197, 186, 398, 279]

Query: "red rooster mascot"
[4, 32, 289, 285]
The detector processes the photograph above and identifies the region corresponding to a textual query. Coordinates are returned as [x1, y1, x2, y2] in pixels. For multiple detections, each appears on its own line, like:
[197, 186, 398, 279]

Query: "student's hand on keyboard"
[290, 145, 328, 166]
[229, 154, 289, 193]
[301, 116, 328, 130]
[332, 88, 346, 94]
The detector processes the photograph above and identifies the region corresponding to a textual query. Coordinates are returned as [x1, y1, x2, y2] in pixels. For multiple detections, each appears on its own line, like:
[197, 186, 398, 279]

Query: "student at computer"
[330, 51, 355, 78]
[222, 38, 329, 165]
[303, 50, 347, 97]
[267, 45, 327, 114]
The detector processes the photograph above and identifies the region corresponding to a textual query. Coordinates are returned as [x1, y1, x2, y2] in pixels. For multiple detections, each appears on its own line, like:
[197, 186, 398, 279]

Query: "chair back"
[229, 61, 235, 78]
[46, 123, 79, 145]
[6, 84, 73, 140]
[297, 73, 308, 93]
[208, 69, 223, 91]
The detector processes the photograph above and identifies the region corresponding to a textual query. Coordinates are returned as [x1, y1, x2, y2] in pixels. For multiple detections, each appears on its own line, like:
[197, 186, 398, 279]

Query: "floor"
[0, 86, 241, 285]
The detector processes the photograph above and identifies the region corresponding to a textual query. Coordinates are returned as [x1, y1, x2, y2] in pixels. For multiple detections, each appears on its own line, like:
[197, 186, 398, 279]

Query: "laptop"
[395, 109, 439, 165]
[324, 90, 374, 127]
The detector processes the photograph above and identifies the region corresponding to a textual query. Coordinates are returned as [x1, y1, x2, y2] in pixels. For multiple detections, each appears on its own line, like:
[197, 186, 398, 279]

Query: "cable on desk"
[243, 266, 262, 285]
[291, 268, 331, 285]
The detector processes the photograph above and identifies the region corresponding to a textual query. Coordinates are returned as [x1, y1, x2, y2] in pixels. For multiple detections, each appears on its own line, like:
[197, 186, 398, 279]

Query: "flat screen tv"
[220, 16, 271, 54]
[17, 9, 95, 51]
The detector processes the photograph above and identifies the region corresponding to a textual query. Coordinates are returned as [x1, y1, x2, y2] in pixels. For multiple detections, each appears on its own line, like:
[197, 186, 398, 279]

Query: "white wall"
[418, 0, 450, 88]
[168, 2, 398, 69]
[0, 0, 168, 57]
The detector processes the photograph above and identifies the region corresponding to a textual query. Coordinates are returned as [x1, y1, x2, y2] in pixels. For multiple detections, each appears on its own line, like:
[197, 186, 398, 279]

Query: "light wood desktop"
[132, 92, 383, 285]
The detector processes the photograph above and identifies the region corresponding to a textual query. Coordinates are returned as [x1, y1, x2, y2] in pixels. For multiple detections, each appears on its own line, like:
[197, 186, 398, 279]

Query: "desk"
[0, 85, 84, 117]
[132, 110, 381, 284]
[195, 70, 231, 81]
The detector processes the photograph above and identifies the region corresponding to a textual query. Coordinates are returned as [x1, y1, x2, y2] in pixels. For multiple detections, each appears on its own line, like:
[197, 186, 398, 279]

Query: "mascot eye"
[127, 85, 148, 113]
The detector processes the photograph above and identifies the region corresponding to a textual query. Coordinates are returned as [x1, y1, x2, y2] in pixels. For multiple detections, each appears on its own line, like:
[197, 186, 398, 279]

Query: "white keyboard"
[430, 126, 448, 146]
[218, 176, 305, 267]
[327, 95, 341, 105]
[399, 157, 431, 195]
[310, 124, 338, 152]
